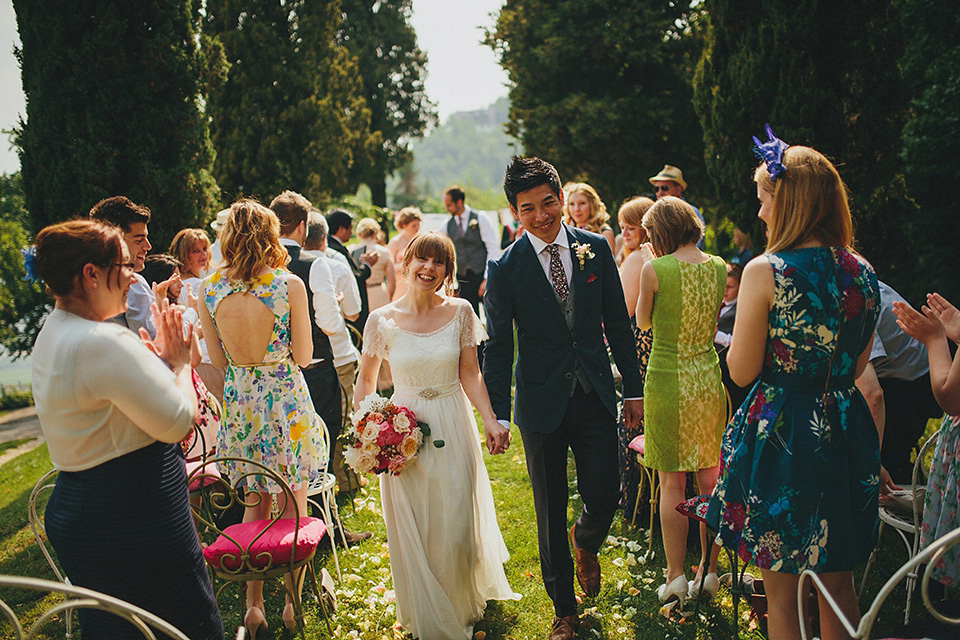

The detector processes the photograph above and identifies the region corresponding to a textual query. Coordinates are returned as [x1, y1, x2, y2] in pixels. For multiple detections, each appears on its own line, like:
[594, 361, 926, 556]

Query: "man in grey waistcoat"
[440, 186, 500, 317]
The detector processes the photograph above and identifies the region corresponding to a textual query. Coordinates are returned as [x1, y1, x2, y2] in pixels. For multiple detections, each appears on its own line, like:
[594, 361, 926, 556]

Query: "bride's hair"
[401, 231, 456, 294]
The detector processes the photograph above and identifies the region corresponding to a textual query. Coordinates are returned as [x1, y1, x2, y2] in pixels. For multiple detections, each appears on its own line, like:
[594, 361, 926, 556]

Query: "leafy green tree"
[337, 0, 436, 207]
[0, 173, 49, 357]
[899, 0, 960, 303]
[203, 0, 379, 206]
[13, 0, 222, 248]
[487, 0, 708, 216]
[693, 0, 914, 292]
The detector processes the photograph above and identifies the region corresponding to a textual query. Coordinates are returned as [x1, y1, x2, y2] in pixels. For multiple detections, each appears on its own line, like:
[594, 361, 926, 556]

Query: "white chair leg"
[319, 495, 342, 580]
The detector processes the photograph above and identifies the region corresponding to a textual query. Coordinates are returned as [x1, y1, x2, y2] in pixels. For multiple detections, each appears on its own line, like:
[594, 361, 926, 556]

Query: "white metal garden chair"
[800, 525, 960, 639]
[0, 575, 192, 640]
[858, 425, 941, 624]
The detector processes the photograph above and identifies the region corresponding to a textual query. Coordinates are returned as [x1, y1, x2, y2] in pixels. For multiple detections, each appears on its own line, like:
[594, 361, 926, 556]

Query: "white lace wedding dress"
[363, 303, 519, 639]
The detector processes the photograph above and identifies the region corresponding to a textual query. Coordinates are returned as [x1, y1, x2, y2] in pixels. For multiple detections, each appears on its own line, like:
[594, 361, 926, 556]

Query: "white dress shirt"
[280, 238, 343, 366]
[324, 249, 362, 366]
[525, 226, 573, 290]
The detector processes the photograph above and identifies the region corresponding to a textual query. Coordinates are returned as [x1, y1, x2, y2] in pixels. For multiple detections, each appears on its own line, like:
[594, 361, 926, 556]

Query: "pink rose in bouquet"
[343, 393, 431, 475]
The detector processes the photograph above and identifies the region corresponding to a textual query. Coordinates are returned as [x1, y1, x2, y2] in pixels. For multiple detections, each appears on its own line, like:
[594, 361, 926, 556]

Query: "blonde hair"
[355, 218, 380, 240]
[617, 196, 654, 259]
[168, 228, 211, 279]
[395, 207, 422, 230]
[563, 183, 610, 233]
[641, 196, 704, 257]
[220, 199, 289, 285]
[755, 146, 853, 253]
[400, 231, 456, 294]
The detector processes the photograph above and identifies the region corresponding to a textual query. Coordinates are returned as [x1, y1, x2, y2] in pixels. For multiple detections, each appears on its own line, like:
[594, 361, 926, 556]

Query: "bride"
[354, 231, 519, 638]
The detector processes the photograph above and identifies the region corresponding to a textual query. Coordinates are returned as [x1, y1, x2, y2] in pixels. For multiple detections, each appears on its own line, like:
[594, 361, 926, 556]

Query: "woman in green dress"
[636, 196, 726, 606]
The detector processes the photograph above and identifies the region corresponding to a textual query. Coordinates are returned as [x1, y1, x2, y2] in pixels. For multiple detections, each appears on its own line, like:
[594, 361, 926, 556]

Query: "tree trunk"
[370, 175, 387, 208]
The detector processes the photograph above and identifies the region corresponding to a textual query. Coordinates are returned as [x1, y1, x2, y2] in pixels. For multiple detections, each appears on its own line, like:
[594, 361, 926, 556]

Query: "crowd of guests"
[23, 133, 960, 640]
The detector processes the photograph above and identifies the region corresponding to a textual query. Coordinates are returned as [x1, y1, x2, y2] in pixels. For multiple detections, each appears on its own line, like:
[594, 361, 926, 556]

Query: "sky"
[0, 0, 509, 176]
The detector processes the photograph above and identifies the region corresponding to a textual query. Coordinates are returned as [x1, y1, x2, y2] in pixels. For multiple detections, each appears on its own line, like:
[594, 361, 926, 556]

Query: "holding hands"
[483, 420, 511, 455]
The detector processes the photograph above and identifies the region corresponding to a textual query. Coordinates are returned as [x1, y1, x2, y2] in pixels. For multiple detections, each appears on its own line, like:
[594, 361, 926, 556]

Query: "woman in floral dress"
[705, 132, 881, 640]
[894, 292, 960, 592]
[200, 199, 327, 638]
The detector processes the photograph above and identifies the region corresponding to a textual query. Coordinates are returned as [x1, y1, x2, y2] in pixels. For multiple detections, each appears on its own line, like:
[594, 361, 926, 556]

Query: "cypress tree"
[13, 0, 222, 247]
[899, 0, 960, 303]
[693, 0, 913, 289]
[338, 0, 436, 208]
[203, 0, 378, 205]
[487, 0, 708, 212]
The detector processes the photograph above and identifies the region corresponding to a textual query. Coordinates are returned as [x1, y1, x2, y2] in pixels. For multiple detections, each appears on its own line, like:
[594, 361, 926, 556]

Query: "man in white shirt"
[305, 212, 365, 495]
[440, 186, 500, 317]
[89, 196, 156, 339]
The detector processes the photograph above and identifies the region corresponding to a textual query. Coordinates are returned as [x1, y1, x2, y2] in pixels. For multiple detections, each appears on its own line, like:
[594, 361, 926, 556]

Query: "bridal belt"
[393, 381, 461, 401]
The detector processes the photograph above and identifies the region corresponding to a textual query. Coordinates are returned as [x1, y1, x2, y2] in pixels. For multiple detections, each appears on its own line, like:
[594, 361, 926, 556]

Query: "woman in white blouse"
[30, 219, 223, 639]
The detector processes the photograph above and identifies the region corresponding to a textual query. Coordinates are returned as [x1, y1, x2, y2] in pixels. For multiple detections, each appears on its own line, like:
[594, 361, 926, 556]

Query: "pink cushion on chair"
[203, 517, 327, 571]
[186, 459, 221, 491]
[628, 434, 645, 455]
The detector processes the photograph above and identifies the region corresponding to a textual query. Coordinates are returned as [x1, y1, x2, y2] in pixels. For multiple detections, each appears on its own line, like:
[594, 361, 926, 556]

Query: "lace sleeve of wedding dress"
[458, 303, 488, 349]
[361, 311, 390, 360]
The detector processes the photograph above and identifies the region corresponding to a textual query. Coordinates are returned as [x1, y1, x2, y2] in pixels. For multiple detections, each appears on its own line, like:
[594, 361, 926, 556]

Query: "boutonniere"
[468, 218, 479, 229]
[571, 242, 595, 270]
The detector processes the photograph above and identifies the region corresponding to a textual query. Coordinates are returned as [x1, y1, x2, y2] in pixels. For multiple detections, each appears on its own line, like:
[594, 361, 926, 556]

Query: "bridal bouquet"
[343, 393, 430, 475]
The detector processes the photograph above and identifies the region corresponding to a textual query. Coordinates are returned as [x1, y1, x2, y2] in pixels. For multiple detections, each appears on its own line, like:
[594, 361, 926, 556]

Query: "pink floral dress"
[920, 414, 960, 590]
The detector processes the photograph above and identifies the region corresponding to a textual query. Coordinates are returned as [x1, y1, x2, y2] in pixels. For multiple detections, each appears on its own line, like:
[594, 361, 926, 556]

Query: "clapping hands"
[140, 298, 194, 369]
[893, 292, 959, 346]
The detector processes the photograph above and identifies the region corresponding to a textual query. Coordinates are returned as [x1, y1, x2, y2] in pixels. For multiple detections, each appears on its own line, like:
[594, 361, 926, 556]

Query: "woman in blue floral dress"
[706, 132, 881, 640]
[894, 292, 960, 592]
[200, 200, 327, 638]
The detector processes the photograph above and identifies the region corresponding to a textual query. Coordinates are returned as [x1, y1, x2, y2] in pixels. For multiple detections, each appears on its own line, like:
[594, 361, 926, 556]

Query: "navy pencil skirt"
[46, 441, 224, 640]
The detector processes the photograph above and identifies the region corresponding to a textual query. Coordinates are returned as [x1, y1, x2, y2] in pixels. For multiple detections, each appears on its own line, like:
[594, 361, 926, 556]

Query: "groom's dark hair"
[503, 156, 562, 207]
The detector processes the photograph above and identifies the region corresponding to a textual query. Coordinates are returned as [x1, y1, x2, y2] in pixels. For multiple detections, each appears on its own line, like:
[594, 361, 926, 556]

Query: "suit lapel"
[517, 234, 570, 331]
[568, 227, 589, 329]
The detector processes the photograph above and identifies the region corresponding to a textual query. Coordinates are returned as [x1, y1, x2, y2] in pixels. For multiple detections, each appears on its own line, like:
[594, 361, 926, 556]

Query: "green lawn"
[0, 423, 945, 639]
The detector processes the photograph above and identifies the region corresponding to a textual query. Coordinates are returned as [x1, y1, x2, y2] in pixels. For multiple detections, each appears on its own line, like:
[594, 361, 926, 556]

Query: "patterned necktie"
[546, 244, 569, 301]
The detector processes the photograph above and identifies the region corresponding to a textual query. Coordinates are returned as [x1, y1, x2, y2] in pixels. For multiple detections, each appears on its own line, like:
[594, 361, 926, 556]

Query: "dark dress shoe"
[337, 529, 372, 547]
[549, 614, 579, 640]
[569, 524, 600, 597]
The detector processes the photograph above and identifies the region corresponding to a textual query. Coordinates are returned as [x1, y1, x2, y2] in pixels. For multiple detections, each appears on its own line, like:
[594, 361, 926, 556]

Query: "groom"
[483, 157, 642, 640]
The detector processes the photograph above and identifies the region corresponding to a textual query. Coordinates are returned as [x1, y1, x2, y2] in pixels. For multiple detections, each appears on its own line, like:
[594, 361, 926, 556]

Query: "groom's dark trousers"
[483, 225, 641, 618]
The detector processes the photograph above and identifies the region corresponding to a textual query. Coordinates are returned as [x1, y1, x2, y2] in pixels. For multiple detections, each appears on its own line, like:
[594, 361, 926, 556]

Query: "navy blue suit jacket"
[482, 225, 642, 434]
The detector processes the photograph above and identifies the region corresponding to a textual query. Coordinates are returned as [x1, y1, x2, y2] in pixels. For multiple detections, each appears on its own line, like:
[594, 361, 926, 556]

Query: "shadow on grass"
[475, 599, 521, 637]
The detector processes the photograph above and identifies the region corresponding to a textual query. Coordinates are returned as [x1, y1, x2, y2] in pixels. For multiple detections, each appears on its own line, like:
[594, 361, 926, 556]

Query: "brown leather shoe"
[549, 614, 579, 640]
[337, 529, 372, 547]
[570, 524, 600, 597]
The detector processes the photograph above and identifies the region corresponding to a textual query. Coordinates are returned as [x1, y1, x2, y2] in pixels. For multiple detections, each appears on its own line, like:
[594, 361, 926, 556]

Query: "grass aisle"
[0, 425, 932, 639]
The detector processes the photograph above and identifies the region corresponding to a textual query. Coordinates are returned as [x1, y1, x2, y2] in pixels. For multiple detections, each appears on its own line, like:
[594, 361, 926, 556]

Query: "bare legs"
[658, 466, 721, 583]
[694, 466, 720, 581]
[242, 486, 310, 632]
[762, 569, 858, 640]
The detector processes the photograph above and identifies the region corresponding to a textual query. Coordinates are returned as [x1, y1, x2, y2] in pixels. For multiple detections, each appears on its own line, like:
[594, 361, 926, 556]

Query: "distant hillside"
[388, 97, 521, 209]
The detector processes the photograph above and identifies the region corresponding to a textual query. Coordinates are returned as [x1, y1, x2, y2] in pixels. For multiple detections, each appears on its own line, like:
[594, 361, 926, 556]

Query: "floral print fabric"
[920, 414, 960, 590]
[203, 268, 327, 492]
[618, 321, 652, 511]
[706, 247, 881, 574]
